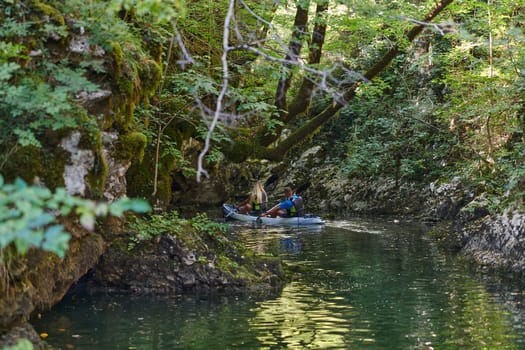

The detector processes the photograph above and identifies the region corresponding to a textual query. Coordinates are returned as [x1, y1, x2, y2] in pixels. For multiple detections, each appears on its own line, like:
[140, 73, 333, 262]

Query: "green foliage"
[216, 254, 239, 271]
[126, 211, 183, 250]
[0, 61, 84, 150]
[161, 138, 196, 178]
[0, 17, 31, 38]
[125, 211, 227, 251]
[190, 213, 227, 236]
[328, 0, 525, 214]
[190, 213, 229, 252]
[170, 69, 220, 97]
[0, 175, 151, 258]
[338, 68, 451, 182]
[426, 0, 525, 208]
[54, 1, 140, 54]
[118, 132, 148, 162]
[0, 4, 88, 152]
[107, 0, 186, 24]
[196, 124, 228, 164]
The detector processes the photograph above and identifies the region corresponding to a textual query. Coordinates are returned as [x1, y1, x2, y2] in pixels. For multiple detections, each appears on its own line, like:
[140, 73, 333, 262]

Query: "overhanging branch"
[262, 0, 454, 161]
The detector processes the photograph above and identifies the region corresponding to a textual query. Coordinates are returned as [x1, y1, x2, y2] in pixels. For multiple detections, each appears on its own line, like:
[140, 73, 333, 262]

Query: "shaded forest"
[0, 0, 524, 283]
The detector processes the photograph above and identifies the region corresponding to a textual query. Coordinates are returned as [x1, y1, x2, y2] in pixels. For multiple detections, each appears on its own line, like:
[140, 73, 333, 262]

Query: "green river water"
[32, 219, 525, 349]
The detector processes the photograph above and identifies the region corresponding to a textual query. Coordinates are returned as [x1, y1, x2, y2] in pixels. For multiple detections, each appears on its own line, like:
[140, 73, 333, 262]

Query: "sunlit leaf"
[80, 212, 95, 231]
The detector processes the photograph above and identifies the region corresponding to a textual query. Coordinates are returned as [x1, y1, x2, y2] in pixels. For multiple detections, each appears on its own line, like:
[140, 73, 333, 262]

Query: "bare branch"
[396, 16, 457, 35]
[196, 0, 236, 182]
[172, 23, 196, 68]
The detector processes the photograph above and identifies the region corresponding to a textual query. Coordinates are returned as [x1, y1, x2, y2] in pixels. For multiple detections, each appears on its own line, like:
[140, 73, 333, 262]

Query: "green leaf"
[108, 204, 125, 217]
[125, 199, 151, 213]
[13, 177, 27, 190]
[0, 232, 15, 249]
[79, 212, 95, 231]
[0, 62, 20, 80]
[42, 225, 70, 259]
[27, 213, 55, 229]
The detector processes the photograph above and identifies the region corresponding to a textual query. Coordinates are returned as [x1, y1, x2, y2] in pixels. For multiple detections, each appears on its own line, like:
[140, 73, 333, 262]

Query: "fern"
[0, 18, 30, 38]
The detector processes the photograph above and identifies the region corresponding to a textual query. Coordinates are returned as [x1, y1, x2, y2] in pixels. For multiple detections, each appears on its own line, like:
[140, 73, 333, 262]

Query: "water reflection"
[251, 281, 353, 349]
[31, 220, 525, 349]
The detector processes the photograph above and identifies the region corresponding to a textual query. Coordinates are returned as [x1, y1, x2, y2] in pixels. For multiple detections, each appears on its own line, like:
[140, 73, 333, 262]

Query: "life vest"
[287, 194, 304, 217]
[252, 191, 267, 211]
[252, 184, 267, 212]
[292, 195, 304, 217]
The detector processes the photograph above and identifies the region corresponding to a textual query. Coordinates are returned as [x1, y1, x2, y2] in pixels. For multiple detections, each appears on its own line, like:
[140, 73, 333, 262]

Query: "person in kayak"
[237, 181, 267, 214]
[262, 187, 296, 218]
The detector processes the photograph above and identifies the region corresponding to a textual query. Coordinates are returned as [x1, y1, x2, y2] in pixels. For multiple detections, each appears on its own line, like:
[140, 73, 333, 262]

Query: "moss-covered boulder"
[86, 213, 287, 295]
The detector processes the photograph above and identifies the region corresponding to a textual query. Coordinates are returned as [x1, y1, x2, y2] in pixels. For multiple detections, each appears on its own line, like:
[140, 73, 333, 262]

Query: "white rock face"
[60, 131, 131, 201]
[69, 35, 90, 54]
[102, 132, 131, 202]
[61, 132, 94, 196]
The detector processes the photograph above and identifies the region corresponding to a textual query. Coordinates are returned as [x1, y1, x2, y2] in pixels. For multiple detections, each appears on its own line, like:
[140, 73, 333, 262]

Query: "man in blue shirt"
[262, 187, 294, 218]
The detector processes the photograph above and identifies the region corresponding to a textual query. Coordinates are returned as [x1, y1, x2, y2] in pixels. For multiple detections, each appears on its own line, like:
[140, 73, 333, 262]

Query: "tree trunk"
[274, 1, 310, 119]
[261, 0, 454, 160]
[286, 0, 329, 122]
[260, 0, 328, 146]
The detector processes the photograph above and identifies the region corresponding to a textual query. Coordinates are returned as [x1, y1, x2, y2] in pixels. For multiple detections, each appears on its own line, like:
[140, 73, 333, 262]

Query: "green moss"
[117, 131, 147, 162]
[108, 41, 124, 78]
[86, 150, 108, 198]
[110, 42, 140, 130]
[30, 0, 65, 26]
[138, 59, 162, 101]
[125, 147, 173, 206]
[116, 71, 135, 96]
[41, 148, 67, 189]
[107, 39, 163, 131]
[156, 174, 173, 206]
[1, 144, 67, 189]
[165, 120, 196, 146]
[1, 146, 42, 184]
[126, 161, 153, 199]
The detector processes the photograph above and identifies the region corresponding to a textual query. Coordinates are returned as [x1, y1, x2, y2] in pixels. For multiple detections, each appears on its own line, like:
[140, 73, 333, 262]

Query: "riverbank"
[1, 159, 523, 349]
[299, 164, 525, 274]
[0, 213, 287, 349]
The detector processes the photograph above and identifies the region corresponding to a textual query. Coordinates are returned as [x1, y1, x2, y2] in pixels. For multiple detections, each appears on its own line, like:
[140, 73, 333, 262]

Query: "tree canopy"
[1, 0, 524, 208]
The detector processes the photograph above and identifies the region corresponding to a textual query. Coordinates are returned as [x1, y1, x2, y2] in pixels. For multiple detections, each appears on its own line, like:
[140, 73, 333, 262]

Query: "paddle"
[259, 202, 280, 218]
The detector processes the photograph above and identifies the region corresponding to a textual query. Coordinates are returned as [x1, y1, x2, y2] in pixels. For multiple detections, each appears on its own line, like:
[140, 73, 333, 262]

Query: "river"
[32, 218, 525, 349]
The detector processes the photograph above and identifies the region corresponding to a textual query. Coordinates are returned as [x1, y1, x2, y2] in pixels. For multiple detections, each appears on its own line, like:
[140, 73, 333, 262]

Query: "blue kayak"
[222, 204, 324, 226]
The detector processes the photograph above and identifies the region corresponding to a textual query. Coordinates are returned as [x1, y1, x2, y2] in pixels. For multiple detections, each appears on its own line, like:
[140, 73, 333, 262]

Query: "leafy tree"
[126, 0, 454, 183]
[2, 0, 524, 210]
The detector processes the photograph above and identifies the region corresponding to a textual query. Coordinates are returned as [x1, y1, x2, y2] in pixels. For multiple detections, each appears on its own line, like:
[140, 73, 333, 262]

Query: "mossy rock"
[1, 144, 67, 189]
[125, 143, 174, 206]
[29, 0, 65, 26]
[87, 218, 287, 295]
[116, 132, 147, 162]
[138, 58, 162, 102]
[108, 41, 124, 78]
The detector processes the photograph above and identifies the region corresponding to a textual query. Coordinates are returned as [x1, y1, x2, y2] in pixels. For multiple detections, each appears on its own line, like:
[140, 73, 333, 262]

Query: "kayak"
[222, 204, 325, 226]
